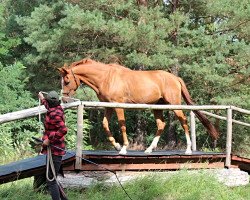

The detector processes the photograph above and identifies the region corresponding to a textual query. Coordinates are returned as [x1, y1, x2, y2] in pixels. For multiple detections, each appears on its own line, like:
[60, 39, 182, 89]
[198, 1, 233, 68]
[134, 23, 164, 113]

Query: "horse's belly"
[125, 87, 162, 104]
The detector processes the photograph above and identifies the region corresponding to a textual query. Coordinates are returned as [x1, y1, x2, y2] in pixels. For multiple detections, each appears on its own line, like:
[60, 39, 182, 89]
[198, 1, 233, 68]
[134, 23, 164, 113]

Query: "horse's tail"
[178, 78, 219, 140]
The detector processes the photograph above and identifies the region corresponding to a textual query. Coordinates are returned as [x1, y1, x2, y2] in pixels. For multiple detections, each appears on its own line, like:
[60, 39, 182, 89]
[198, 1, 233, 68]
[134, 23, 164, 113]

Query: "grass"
[0, 170, 249, 200]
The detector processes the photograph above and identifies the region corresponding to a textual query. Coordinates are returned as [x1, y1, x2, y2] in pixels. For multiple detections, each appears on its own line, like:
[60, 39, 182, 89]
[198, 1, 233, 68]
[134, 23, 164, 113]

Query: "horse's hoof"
[185, 150, 192, 155]
[114, 143, 121, 151]
[144, 148, 152, 154]
[119, 148, 127, 155]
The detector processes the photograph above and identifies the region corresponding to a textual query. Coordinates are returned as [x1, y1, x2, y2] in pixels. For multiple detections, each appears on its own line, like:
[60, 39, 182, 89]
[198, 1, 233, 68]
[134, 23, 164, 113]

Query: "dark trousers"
[46, 155, 63, 200]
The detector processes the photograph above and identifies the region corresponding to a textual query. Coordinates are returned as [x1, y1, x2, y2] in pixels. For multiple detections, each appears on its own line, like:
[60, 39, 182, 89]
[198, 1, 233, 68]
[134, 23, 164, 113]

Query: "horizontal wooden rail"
[201, 111, 250, 127]
[231, 106, 250, 115]
[0, 101, 81, 124]
[81, 101, 231, 110]
[0, 101, 249, 125]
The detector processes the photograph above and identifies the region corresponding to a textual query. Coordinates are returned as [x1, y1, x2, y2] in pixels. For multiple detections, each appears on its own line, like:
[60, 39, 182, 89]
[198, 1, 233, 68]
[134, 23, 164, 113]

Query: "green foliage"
[0, 171, 249, 200]
[64, 108, 93, 150]
[16, 0, 249, 106]
[0, 62, 38, 163]
[76, 171, 250, 200]
[0, 32, 20, 64]
[0, 0, 248, 160]
[0, 63, 36, 113]
[0, 178, 47, 200]
[0, 124, 15, 160]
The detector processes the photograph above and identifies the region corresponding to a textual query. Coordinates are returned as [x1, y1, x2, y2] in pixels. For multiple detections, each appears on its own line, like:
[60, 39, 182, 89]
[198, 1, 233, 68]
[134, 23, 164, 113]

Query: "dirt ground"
[58, 169, 249, 188]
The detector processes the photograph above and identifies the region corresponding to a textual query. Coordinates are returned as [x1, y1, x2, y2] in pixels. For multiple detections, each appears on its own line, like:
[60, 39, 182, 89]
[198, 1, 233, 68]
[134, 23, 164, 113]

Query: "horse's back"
[118, 69, 179, 86]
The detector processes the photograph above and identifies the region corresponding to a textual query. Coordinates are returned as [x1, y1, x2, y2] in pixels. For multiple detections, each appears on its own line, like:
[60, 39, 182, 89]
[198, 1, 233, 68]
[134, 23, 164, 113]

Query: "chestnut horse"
[58, 58, 218, 155]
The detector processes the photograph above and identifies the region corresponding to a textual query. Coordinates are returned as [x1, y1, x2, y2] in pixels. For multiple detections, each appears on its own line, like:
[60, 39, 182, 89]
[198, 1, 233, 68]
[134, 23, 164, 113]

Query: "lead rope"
[38, 95, 55, 182]
[38, 94, 68, 199]
[32, 137, 133, 200]
[38, 92, 48, 134]
[46, 146, 68, 200]
[46, 146, 56, 182]
[38, 98, 43, 134]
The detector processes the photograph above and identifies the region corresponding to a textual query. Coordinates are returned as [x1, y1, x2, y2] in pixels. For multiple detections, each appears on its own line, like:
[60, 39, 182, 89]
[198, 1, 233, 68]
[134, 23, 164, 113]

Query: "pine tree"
[13, 0, 249, 152]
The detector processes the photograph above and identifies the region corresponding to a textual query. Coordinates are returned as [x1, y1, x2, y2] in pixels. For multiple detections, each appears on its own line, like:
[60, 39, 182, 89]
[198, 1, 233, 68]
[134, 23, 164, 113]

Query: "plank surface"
[0, 152, 75, 184]
[1, 150, 249, 185]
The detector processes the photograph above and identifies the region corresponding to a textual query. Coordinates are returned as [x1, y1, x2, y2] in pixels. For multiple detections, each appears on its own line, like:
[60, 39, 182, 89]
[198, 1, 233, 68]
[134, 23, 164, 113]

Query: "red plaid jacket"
[41, 99, 68, 156]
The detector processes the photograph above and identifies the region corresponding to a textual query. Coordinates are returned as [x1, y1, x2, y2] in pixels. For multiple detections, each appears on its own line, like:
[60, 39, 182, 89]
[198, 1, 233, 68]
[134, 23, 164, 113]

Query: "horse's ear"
[57, 67, 68, 76]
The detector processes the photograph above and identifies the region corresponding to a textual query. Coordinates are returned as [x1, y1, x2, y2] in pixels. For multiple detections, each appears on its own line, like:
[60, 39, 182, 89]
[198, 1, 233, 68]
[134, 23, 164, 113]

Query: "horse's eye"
[64, 81, 70, 86]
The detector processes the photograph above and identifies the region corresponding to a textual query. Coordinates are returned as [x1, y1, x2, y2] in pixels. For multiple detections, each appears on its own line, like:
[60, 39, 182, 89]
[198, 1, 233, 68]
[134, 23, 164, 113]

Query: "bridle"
[61, 69, 80, 96]
[61, 67, 89, 100]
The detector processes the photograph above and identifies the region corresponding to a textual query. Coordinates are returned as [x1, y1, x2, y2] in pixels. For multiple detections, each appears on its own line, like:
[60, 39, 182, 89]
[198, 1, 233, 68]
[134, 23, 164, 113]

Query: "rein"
[61, 69, 90, 100]
[61, 69, 80, 96]
[71, 69, 79, 88]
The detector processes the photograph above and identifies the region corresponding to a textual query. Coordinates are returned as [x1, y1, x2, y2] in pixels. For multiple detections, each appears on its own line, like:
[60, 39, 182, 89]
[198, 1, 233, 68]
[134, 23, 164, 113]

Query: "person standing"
[38, 91, 68, 200]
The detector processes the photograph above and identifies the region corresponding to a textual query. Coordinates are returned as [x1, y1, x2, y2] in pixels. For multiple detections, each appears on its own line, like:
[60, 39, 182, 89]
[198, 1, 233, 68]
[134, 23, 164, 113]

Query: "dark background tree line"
[0, 0, 249, 163]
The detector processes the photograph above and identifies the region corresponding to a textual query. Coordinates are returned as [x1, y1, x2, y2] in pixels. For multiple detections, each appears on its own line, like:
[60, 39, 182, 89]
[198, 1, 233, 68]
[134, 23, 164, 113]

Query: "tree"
[13, 0, 250, 153]
[0, 1, 54, 161]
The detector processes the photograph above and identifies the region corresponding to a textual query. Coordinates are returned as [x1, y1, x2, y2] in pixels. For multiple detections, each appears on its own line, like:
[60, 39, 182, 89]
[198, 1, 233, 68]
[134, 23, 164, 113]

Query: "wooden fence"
[0, 101, 249, 169]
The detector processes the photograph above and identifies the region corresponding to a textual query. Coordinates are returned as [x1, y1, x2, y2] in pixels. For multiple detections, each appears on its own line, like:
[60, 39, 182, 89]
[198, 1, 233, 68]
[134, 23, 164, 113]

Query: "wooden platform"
[1, 150, 249, 185]
[64, 150, 227, 171]
[0, 152, 75, 184]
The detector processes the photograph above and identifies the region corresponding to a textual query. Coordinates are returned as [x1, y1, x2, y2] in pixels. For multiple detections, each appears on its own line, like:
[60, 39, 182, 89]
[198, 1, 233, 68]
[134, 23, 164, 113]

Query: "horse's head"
[58, 64, 80, 103]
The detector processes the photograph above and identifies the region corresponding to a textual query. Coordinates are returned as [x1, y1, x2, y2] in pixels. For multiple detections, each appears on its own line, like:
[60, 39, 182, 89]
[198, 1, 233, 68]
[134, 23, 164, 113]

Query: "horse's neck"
[74, 63, 110, 94]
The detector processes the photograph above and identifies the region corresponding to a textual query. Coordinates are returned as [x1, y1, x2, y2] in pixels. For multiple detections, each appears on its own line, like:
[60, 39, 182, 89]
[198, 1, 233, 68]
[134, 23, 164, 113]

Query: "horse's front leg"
[103, 108, 121, 151]
[115, 108, 128, 155]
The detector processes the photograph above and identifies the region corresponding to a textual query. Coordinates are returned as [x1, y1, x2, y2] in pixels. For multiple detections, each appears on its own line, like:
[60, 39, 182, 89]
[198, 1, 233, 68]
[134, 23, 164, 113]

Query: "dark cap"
[46, 91, 59, 102]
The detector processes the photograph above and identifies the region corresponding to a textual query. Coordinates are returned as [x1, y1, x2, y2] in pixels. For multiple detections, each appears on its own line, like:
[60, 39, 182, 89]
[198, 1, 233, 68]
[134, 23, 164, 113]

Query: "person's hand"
[38, 91, 44, 100]
[43, 139, 50, 146]
[33, 138, 42, 153]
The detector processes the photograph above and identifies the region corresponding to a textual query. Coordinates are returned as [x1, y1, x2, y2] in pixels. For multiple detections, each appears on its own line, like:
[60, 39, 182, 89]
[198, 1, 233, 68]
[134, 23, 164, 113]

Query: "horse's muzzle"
[61, 96, 74, 103]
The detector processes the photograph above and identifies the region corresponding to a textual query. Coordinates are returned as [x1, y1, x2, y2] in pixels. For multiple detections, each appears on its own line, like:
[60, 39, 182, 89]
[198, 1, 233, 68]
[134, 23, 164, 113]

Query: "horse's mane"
[69, 58, 131, 71]
[69, 58, 94, 68]
[108, 63, 131, 70]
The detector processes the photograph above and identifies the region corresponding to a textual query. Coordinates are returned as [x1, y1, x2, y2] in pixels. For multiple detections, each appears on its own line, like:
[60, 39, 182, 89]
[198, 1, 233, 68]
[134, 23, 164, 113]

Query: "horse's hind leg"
[173, 110, 192, 154]
[103, 108, 121, 151]
[145, 110, 166, 153]
[114, 108, 128, 155]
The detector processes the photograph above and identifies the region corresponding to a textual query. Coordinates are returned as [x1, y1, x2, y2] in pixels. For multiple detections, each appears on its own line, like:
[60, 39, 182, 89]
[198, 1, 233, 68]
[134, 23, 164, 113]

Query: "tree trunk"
[131, 61, 148, 149]
[137, 0, 148, 25]
[166, 112, 178, 148]
[137, 0, 148, 7]
[166, 0, 180, 147]
[132, 112, 147, 150]
[166, 64, 179, 147]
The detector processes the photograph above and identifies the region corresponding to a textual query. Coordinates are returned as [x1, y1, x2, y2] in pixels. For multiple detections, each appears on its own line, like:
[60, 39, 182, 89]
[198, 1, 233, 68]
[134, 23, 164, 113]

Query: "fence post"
[75, 103, 83, 170]
[225, 107, 233, 168]
[190, 111, 196, 151]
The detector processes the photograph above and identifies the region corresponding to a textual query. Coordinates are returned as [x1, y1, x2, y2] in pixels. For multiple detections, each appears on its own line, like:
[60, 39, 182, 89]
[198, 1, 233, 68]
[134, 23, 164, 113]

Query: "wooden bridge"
[0, 101, 249, 184]
[68, 150, 250, 172]
[1, 149, 250, 185]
